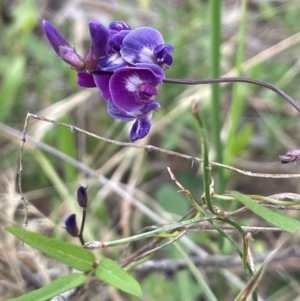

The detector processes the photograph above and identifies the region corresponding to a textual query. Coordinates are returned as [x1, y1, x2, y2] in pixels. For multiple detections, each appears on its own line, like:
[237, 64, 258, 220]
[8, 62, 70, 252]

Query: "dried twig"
[10, 113, 300, 179]
[133, 245, 300, 272]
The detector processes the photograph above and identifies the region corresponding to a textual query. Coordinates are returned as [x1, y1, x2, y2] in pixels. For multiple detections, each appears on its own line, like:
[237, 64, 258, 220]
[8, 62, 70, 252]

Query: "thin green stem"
[192, 108, 216, 214]
[85, 215, 218, 249]
[210, 0, 225, 193]
[192, 107, 254, 282]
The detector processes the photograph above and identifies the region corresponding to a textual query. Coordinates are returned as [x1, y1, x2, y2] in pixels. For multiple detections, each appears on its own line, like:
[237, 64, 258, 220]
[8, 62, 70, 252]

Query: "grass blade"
[232, 191, 300, 232]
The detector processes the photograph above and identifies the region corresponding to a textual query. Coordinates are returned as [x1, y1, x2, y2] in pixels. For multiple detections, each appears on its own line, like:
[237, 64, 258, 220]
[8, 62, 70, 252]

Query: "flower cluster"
[42, 20, 173, 141]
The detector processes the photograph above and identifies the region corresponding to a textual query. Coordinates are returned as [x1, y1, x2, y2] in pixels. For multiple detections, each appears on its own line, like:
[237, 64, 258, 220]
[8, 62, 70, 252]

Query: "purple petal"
[42, 20, 71, 55]
[110, 67, 163, 112]
[100, 30, 130, 71]
[120, 27, 165, 65]
[99, 53, 128, 71]
[93, 73, 113, 100]
[139, 102, 161, 114]
[108, 21, 131, 31]
[107, 101, 135, 121]
[135, 63, 165, 79]
[77, 72, 96, 87]
[88, 21, 109, 58]
[130, 114, 152, 142]
[84, 21, 109, 71]
[154, 44, 174, 67]
[106, 30, 130, 54]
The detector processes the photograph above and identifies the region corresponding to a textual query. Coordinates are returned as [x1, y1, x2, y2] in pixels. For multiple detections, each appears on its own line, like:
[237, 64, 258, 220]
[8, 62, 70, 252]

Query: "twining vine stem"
[164, 77, 300, 113]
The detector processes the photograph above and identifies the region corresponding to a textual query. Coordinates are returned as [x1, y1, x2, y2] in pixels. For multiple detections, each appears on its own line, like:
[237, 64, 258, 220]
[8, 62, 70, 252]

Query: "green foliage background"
[1, 0, 300, 300]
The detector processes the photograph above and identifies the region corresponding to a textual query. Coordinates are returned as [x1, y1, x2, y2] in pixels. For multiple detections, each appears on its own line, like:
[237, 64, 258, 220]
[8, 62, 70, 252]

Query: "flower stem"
[84, 215, 218, 249]
[78, 207, 86, 245]
[209, 0, 224, 194]
[163, 77, 300, 113]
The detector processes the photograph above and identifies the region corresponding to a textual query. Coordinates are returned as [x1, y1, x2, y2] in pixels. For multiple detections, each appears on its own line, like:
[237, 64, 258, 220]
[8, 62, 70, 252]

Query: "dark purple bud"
[279, 149, 300, 164]
[64, 214, 79, 237]
[42, 20, 85, 71]
[77, 186, 88, 207]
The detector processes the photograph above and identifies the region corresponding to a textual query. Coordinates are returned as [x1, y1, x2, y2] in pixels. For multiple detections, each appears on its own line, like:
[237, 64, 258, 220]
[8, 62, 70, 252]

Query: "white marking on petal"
[125, 74, 144, 92]
[108, 52, 124, 66]
[139, 46, 155, 63]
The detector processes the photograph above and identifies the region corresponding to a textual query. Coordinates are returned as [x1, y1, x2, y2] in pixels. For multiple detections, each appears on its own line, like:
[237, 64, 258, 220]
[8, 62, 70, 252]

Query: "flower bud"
[64, 214, 79, 237]
[42, 20, 85, 71]
[77, 186, 88, 207]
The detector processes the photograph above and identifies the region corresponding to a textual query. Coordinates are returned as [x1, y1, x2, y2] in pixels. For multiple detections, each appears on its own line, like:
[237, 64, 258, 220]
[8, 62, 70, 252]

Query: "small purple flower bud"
[64, 214, 79, 237]
[42, 20, 85, 71]
[77, 185, 88, 207]
[108, 21, 131, 31]
[279, 149, 300, 164]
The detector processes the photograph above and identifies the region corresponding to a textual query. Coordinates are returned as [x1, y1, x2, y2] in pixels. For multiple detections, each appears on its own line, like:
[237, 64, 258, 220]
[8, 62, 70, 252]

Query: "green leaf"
[232, 191, 300, 232]
[6, 273, 87, 301]
[95, 258, 142, 297]
[6, 226, 95, 271]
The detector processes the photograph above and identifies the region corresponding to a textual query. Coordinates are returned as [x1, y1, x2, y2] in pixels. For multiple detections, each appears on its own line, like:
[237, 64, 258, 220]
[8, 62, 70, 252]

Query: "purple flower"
[109, 64, 164, 112]
[64, 214, 79, 237]
[42, 20, 85, 71]
[77, 186, 88, 207]
[105, 64, 163, 141]
[43, 19, 174, 141]
[120, 27, 174, 68]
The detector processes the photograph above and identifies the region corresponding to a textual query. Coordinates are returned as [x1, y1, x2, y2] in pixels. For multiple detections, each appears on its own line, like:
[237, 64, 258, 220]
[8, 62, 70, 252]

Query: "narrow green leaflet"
[6, 273, 87, 301]
[95, 258, 143, 297]
[6, 226, 95, 271]
[232, 191, 300, 232]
